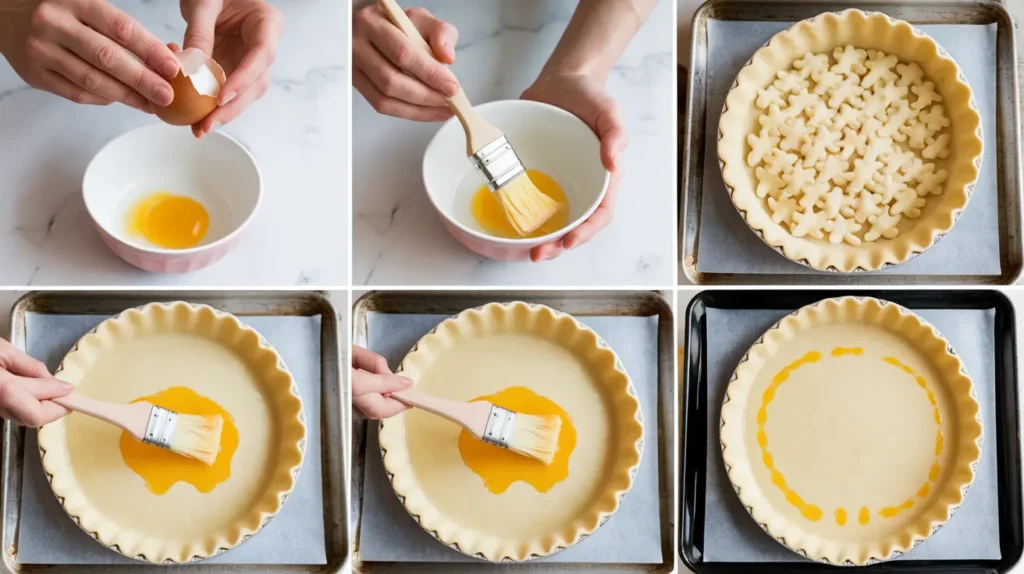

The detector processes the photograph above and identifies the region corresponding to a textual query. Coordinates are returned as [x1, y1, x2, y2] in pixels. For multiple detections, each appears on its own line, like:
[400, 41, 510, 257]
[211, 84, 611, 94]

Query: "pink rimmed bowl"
[422, 100, 609, 260]
[82, 124, 261, 273]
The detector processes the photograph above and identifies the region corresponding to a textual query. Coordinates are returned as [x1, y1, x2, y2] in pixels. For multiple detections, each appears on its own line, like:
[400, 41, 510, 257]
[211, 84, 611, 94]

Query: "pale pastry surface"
[38, 302, 305, 564]
[379, 302, 643, 562]
[720, 297, 982, 565]
[717, 9, 983, 272]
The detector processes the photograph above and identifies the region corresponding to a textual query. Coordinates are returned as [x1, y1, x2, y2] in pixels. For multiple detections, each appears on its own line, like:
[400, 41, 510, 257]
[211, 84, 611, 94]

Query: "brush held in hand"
[376, 0, 563, 236]
[390, 388, 563, 464]
[53, 391, 224, 466]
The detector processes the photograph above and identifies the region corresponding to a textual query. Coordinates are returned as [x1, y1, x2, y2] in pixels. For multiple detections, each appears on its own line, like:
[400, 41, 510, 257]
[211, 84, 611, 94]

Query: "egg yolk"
[119, 386, 237, 495]
[457, 386, 576, 494]
[471, 169, 569, 238]
[127, 191, 209, 249]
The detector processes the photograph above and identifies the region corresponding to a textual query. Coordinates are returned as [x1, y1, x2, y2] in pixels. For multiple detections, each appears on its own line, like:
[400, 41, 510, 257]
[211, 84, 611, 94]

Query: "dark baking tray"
[678, 0, 1023, 285]
[3, 290, 348, 573]
[351, 290, 674, 573]
[679, 289, 1023, 573]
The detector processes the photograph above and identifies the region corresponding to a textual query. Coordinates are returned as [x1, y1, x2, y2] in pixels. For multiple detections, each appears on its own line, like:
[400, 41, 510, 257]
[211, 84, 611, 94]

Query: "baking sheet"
[696, 20, 1000, 275]
[702, 307, 1000, 562]
[358, 312, 663, 564]
[16, 312, 327, 565]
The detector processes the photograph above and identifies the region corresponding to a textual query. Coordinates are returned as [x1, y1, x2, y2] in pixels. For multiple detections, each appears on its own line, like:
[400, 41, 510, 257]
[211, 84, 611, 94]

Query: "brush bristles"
[508, 413, 562, 465]
[497, 173, 562, 236]
[170, 414, 224, 466]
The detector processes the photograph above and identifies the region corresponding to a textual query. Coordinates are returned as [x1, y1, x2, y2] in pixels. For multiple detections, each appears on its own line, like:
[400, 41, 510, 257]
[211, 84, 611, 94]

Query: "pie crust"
[378, 301, 644, 562]
[37, 302, 306, 563]
[720, 296, 983, 565]
[718, 9, 983, 272]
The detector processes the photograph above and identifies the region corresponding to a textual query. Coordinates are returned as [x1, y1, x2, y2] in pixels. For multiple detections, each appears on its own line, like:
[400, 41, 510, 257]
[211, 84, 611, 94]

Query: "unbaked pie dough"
[37, 302, 306, 564]
[378, 302, 644, 562]
[720, 297, 982, 565]
[718, 9, 983, 272]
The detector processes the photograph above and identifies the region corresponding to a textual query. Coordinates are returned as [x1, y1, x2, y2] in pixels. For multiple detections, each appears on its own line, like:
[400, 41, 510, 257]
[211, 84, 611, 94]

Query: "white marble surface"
[352, 0, 675, 286]
[0, 0, 347, 287]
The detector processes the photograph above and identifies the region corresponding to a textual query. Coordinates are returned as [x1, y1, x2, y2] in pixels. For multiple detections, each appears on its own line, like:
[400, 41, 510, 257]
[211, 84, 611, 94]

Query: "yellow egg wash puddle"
[758, 347, 943, 525]
[457, 386, 576, 494]
[127, 191, 209, 249]
[119, 386, 237, 495]
[471, 169, 568, 238]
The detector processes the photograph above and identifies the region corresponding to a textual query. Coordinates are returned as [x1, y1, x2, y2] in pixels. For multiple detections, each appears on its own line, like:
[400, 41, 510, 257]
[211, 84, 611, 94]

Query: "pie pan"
[717, 9, 984, 272]
[377, 301, 644, 562]
[719, 296, 983, 565]
[37, 301, 306, 563]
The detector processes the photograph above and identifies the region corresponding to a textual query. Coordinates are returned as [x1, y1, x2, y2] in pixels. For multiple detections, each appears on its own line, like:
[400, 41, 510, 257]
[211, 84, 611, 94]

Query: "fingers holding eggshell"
[217, 8, 283, 106]
[80, 0, 180, 81]
[192, 71, 270, 138]
[38, 70, 112, 106]
[180, 0, 223, 55]
[153, 47, 227, 127]
[32, 38, 151, 113]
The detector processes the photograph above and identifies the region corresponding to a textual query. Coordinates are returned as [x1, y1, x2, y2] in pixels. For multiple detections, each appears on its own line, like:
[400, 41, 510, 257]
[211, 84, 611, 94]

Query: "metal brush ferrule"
[471, 135, 525, 191]
[142, 405, 177, 450]
[482, 405, 516, 448]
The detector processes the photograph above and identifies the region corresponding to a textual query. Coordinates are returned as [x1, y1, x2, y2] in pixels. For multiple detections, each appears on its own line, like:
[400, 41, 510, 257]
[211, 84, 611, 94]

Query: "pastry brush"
[53, 392, 223, 465]
[378, 0, 562, 236]
[391, 388, 562, 464]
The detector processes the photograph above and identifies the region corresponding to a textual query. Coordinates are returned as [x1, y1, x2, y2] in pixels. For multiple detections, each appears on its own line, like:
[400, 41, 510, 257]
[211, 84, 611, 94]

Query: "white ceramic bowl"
[422, 100, 609, 260]
[83, 124, 261, 273]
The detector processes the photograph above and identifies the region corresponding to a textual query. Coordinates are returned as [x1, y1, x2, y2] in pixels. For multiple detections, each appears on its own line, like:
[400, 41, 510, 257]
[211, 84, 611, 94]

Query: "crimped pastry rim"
[377, 301, 645, 562]
[36, 301, 307, 564]
[719, 296, 983, 565]
[716, 9, 984, 273]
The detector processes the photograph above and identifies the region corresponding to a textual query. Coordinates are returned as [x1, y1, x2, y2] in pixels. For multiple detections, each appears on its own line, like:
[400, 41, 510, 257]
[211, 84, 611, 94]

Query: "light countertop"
[352, 0, 675, 286]
[0, 0, 348, 287]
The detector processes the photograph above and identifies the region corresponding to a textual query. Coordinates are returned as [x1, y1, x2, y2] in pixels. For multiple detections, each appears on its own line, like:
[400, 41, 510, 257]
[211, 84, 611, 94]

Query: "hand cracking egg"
[154, 48, 226, 126]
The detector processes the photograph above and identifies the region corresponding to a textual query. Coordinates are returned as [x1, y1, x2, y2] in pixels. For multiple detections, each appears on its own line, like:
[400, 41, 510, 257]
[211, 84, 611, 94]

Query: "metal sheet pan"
[679, 0, 1023, 285]
[3, 290, 348, 573]
[350, 290, 675, 573]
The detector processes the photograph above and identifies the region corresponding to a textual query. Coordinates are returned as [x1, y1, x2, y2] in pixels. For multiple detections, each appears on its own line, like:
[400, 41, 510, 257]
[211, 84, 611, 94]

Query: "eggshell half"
[154, 48, 227, 126]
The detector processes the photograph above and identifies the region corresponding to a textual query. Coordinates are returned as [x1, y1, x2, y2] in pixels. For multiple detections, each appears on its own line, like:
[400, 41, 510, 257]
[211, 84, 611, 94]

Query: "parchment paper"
[703, 307, 1000, 562]
[696, 21, 1000, 275]
[359, 312, 663, 563]
[17, 312, 327, 565]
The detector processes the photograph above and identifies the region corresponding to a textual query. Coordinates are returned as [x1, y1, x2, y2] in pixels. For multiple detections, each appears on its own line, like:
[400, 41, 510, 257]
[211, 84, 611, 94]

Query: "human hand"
[0, 338, 71, 428]
[352, 346, 412, 419]
[179, 0, 283, 138]
[0, 0, 179, 112]
[352, 4, 458, 122]
[521, 73, 628, 262]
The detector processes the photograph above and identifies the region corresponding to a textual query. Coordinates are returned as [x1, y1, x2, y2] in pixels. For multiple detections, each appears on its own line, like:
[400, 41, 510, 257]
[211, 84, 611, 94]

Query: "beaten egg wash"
[120, 386, 237, 495]
[471, 169, 568, 238]
[458, 386, 576, 494]
[127, 191, 209, 249]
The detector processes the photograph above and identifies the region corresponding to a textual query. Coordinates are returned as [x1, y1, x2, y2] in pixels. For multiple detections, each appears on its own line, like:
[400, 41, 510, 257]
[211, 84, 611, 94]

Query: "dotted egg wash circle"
[757, 346, 943, 526]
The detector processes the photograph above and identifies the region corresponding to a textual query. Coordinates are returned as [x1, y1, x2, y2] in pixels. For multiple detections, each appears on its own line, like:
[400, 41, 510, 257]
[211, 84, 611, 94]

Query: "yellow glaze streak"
[757, 349, 946, 525]
[471, 169, 568, 239]
[119, 386, 237, 495]
[458, 386, 576, 494]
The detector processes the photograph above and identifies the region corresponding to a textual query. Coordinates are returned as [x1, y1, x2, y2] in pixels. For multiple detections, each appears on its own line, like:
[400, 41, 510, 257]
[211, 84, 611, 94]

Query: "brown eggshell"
[153, 49, 227, 126]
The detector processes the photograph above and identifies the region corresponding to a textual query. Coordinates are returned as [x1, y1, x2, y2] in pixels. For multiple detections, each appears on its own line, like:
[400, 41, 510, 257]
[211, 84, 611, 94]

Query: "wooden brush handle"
[53, 393, 152, 440]
[377, 0, 503, 156]
[390, 387, 490, 439]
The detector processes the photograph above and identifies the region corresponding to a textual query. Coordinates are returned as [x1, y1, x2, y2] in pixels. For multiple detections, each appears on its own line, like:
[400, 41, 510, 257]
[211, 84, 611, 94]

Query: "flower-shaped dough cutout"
[755, 167, 786, 199]
[865, 208, 902, 241]
[790, 207, 827, 239]
[825, 214, 863, 245]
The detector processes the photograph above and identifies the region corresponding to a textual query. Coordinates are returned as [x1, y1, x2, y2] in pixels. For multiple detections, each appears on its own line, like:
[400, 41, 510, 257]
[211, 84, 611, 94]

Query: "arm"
[538, 0, 657, 85]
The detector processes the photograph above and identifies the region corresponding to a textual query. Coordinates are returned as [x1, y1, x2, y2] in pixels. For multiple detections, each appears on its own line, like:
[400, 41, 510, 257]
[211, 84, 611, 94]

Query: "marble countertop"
[352, 0, 675, 286]
[0, 0, 348, 287]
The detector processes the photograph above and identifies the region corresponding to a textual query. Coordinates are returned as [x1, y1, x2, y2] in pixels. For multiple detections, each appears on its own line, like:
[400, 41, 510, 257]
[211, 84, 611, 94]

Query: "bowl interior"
[83, 124, 261, 252]
[423, 100, 607, 241]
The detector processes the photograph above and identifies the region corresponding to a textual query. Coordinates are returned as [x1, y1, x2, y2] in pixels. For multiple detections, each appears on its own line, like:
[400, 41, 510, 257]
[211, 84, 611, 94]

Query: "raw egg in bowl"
[422, 100, 610, 260]
[83, 124, 261, 273]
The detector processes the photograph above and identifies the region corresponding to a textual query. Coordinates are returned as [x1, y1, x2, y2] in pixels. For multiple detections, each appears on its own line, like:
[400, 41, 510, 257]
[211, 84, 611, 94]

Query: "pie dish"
[37, 302, 306, 563]
[720, 296, 983, 565]
[378, 301, 644, 562]
[718, 9, 983, 272]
